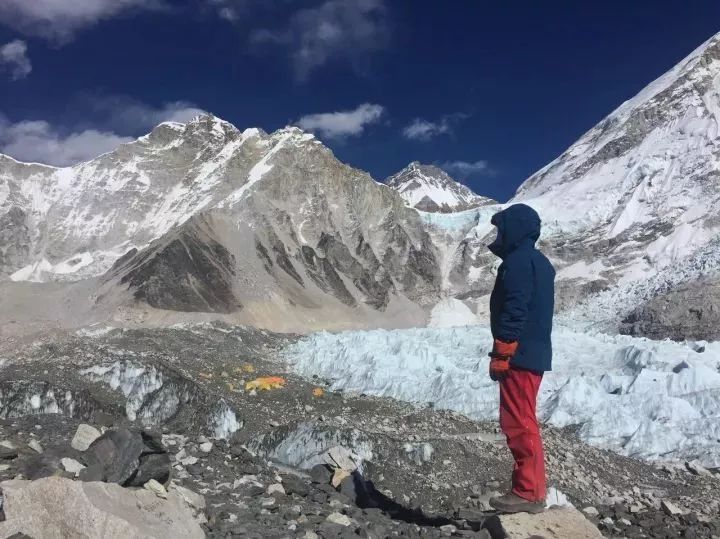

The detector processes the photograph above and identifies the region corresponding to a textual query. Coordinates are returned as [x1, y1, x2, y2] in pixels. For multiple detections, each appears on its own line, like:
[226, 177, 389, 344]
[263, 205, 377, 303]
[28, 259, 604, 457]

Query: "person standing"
[486, 203, 555, 514]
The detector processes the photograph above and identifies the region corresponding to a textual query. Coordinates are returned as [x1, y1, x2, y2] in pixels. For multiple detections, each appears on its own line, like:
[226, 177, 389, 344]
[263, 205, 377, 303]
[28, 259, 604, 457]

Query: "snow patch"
[212, 405, 242, 439]
[76, 326, 116, 338]
[429, 298, 478, 328]
[222, 131, 292, 207]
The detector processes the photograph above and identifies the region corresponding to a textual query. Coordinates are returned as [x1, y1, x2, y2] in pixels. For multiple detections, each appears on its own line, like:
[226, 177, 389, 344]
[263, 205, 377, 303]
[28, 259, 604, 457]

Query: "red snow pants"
[499, 367, 546, 502]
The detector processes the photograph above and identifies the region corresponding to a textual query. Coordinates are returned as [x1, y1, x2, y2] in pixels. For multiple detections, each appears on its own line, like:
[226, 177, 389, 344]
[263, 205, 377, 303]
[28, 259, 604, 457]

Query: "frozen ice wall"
[284, 325, 720, 468]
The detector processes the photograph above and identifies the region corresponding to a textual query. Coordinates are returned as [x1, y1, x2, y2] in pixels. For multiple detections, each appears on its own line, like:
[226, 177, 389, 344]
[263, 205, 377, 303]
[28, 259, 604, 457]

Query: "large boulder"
[0, 477, 204, 538]
[84, 428, 171, 486]
[483, 507, 603, 538]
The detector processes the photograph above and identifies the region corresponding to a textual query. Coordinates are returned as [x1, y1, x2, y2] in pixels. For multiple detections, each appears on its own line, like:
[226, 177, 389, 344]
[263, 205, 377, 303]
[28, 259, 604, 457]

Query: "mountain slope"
[1, 116, 442, 331]
[1, 117, 264, 281]
[5, 32, 720, 338]
[445, 31, 720, 336]
[385, 162, 494, 213]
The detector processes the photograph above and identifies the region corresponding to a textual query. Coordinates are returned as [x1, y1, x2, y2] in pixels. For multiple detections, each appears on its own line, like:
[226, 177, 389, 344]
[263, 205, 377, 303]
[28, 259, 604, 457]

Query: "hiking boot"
[489, 492, 545, 514]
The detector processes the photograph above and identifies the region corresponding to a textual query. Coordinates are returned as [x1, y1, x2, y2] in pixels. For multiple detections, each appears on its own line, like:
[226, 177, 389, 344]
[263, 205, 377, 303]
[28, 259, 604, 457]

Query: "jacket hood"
[488, 203, 541, 258]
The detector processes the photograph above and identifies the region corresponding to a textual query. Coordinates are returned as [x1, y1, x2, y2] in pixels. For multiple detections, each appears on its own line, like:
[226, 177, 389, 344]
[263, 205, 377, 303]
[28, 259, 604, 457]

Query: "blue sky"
[1, 1, 719, 201]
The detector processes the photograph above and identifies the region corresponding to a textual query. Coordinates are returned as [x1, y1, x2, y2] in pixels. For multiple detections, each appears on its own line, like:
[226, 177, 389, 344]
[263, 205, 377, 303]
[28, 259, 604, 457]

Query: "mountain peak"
[386, 162, 495, 213]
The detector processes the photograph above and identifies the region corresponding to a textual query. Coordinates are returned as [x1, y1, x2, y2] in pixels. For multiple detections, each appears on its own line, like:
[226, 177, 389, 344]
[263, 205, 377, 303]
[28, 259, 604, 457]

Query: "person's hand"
[488, 339, 518, 381]
[489, 356, 510, 381]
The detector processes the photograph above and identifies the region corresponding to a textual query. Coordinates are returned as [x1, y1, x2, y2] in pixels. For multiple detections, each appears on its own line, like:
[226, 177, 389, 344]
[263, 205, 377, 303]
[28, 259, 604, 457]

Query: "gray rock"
[0, 477, 204, 538]
[90, 411, 116, 427]
[0, 445, 18, 460]
[620, 277, 720, 341]
[661, 500, 684, 516]
[78, 463, 105, 482]
[27, 440, 43, 454]
[325, 512, 352, 526]
[127, 452, 171, 487]
[310, 463, 332, 485]
[60, 458, 85, 476]
[199, 442, 213, 453]
[266, 483, 285, 496]
[582, 506, 599, 517]
[483, 507, 604, 538]
[169, 483, 206, 514]
[338, 474, 359, 502]
[281, 475, 310, 497]
[144, 479, 168, 499]
[71, 424, 102, 452]
[86, 429, 146, 484]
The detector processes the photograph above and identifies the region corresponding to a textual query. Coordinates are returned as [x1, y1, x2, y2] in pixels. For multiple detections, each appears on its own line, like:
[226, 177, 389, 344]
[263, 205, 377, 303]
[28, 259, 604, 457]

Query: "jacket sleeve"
[496, 256, 533, 342]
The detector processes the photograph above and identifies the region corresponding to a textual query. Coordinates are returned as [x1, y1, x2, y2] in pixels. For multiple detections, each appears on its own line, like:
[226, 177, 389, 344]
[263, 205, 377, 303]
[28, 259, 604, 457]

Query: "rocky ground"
[0, 323, 718, 538]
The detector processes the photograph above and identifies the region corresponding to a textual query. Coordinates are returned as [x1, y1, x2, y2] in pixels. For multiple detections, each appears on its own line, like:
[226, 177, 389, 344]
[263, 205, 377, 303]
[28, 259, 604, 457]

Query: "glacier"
[284, 323, 720, 469]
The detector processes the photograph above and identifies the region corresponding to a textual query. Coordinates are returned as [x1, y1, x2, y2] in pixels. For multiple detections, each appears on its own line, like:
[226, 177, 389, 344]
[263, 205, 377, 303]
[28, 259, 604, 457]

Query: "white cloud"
[251, 0, 387, 80]
[439, 160, 490, 177]
[208, 0, 243, 21]
[0, 120, 133, 166]
[0, 40, 31, 80]
[0, 0, 161, 43]
[403, 119, 450, 141]
[218, 7, 238, 21]
[89, 96, 207, 132]
[296, 103, 384, 139]
[0, 97, 208, 166]
[402, 113, 470, 141]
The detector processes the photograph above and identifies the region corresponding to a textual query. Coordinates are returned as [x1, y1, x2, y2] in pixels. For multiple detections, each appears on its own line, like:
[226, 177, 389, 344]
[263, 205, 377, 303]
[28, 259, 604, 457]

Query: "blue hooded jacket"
[489, 204, 555, 373]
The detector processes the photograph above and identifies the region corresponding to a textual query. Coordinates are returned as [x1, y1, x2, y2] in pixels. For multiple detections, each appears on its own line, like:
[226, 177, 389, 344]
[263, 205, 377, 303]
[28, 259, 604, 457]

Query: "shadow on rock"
[342, 469, 455, 528]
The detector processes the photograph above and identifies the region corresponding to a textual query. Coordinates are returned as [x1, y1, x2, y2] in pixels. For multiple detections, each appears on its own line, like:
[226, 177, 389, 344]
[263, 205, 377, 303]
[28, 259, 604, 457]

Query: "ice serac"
[385, 162, 495, 213]
[450, 31, 720, 336]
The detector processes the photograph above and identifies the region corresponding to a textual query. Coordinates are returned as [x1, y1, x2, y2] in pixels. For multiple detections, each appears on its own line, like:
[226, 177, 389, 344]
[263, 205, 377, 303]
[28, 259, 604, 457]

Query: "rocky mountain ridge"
[442, 31, 720, 337]
[3, 34, 720, 337]
[385, 162, 495, 213]
[1, 116, 444, 331]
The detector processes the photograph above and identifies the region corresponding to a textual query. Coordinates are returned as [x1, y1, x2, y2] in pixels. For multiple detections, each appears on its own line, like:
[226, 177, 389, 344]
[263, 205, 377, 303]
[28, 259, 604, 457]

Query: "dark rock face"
[115, 220, 241, 314]
[86, 429, 147, 484]
[0, 207, 30, 277]
[85, 428, 171, 486]
[620, 277, 720, 341]
[299, 244, 357, 307]
[310, 464, 333, 485]
[19, 427, 172, 487]
[317, 233, 394, 310]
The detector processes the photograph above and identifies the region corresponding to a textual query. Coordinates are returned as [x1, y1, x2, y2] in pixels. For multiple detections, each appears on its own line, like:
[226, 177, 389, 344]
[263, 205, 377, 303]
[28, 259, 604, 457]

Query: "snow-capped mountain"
[1, 117, 260, 281]
[4, 33, 720, 338]
[0, 115, 442, 331]
[385, 162, 494, 213]
[445, 31, 720, 337]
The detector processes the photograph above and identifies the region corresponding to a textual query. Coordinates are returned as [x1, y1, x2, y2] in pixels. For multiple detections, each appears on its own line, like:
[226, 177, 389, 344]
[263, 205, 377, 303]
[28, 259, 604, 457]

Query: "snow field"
[284, 325, 720, 468]
[428, 298, 479, 328]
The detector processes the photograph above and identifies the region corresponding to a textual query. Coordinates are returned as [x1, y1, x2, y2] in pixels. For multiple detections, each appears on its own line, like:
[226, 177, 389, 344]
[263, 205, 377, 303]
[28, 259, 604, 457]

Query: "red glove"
[488, 339, 518, 381]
